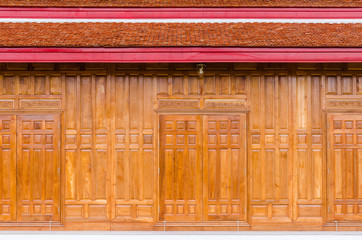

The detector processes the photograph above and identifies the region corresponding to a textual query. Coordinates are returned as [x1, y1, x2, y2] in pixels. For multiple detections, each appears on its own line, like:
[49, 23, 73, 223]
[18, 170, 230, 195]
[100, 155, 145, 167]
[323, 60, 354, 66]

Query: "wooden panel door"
[203, 115, 247, 221]
[17, 115, 60, 222]
[159, 115, 202, 221]
[327, 114, 362, 222]
[0, 115, 16, 221]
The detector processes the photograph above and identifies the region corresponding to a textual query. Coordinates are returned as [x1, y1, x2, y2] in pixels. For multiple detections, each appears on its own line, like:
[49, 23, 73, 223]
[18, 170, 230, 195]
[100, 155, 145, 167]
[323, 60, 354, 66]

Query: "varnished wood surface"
[0, 63, 361, 230]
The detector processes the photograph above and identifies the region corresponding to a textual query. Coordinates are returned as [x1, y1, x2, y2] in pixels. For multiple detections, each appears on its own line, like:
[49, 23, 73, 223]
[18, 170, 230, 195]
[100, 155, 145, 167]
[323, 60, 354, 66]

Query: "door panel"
[159, 115, 202, 221]
[16, 115, 60, 222]
[0, 115, 16, 221]
[203, 115, 247, 221]
[328, 114, 362, 222]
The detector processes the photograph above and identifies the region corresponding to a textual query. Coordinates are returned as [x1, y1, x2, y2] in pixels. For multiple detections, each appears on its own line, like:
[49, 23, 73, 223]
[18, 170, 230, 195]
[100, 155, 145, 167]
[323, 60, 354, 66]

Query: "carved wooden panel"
[16, 115, 60, 222]
[203, 115, 247, 221]
[0, 115, 16, 221]
[327, 114, 362, 222]
[293, 74, 324, 223]
[249, 74, 293, 222]
[159, 115, 202, 221]
[64, 75, 110, 221]
[112, 75, 155, 222]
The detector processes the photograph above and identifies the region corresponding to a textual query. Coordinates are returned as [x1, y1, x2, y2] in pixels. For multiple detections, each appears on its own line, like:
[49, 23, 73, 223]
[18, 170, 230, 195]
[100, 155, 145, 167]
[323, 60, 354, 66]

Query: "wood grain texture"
[0, 63, 361, 230]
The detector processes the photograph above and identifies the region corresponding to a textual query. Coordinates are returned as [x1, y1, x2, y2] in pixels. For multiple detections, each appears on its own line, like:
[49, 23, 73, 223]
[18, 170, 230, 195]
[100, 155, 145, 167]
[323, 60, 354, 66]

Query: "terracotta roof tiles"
[0, 0, 361, 8]
[0, 22, 361, 48]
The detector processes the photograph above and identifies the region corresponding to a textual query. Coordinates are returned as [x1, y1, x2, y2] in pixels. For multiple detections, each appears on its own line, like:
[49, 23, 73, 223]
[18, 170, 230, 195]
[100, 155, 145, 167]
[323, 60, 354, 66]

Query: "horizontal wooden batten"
[0, 7, 361, 19]
[0, 99, 14, 109]
[326, 99, 362, 109]
[19, 99, 62, 109]
[204, 99, 246, 109]
[0, 48, 362, 63]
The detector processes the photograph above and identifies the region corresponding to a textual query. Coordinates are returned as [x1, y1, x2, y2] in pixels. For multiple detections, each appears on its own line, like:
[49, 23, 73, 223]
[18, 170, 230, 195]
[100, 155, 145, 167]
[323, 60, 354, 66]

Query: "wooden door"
[159, 115, 202, 221]
[327, 114, 362, 222]
[203, 115, 247, 221]
[16, 115, 60, 222]
[0, 115, 16, 221]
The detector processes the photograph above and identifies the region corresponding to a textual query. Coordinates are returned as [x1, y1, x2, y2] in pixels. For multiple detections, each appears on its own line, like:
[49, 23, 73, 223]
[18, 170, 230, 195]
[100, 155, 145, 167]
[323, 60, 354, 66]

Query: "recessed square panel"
[177, 205, 184, 214]
[2, 205, 10, 214]
[165, 205, 173, 214]
[22, 121, 32, 130]
[116, 205, 132, 217]
[346, 205, 354, 214]
[208, 205, 217, 214]
[265, 135, 274, 144]
[219, 121, 228, 130]
[45, 121, 54, 130]
[22, 134, 31, 144]
[231, 205, 239, 214]
[34, 205, 42, 215]
[2, 135, 10, 144]
[2, 120, 10, 130]
[45, 135, 54, 144]
[334, 134, 342, 144]
[333, 120, 342, 129]
[188, 135, 196, 145]
[176, 135, 185, 145]
[279, 135, 288, 144]
[165, 135, 174, 145]
[45, 205, 53, 215]
[208, 121, 217, 130]
[176, 121, 185, 130]
[357, 121, 362, 129]
[252, 135, 261, 144]
[312, 135, 322, 144]
[358, 135, 362, 144]
[345, 120, 354, 129]
[220, 135, 228, 145]
[188, 205, 196, 214]
[208, 135, 217, 145]
[34, 134, 42, 144]
[130, 135, 138, 144]
[34, 121, 42, 130]
[187, 121, 196, 130]
[66, 135, 76, 145]
[298, 135, 307, 144]
[335, 205, 343, 215]
[165, 121, 174, 130]
[96, 134, 107, 144]
[115, 134, 125, 144]
[231, 134, 239, 144]
[81, 135, 92, 144]
[22, 205, 30, 215]
[143, 135, 153, 145]
[345, 134, 354, 145]
[221, 205, 228, 214]
[231, 120, 240, 130]
[137, 205, 152, 218]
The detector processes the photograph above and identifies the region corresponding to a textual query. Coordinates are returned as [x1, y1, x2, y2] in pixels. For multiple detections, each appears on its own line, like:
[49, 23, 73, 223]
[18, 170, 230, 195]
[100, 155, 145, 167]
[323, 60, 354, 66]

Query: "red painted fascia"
[0, 7, 361, 19]
[0, 48, 361, 63]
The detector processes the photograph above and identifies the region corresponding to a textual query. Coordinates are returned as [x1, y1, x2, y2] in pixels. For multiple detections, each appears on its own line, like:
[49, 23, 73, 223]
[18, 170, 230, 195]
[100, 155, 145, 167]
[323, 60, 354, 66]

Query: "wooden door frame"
[325, 111, 362, 224]
[0, 111, 63, 226]
[156, 112, 248, 225]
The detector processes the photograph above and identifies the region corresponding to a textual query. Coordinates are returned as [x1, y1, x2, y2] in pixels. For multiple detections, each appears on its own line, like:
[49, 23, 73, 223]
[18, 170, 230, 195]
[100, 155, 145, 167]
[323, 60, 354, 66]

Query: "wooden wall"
[0, 63, 362, 231]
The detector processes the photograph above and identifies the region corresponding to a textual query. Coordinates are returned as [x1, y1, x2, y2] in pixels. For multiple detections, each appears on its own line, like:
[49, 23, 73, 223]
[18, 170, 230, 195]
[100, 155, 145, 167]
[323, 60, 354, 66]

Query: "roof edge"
[0, 47, 361, 63]
[0, 7, 361, 19]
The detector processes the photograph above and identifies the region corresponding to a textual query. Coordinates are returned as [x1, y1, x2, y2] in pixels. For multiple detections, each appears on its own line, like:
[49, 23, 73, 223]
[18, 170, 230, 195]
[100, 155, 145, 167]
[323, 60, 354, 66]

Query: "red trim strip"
[0, 48, 361, 62]
[0, 7, 361, 19]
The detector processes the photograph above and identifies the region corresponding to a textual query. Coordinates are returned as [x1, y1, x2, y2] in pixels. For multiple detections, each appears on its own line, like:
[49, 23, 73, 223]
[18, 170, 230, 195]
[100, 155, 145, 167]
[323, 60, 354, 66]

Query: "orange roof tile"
[0, 22, 360, 48]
